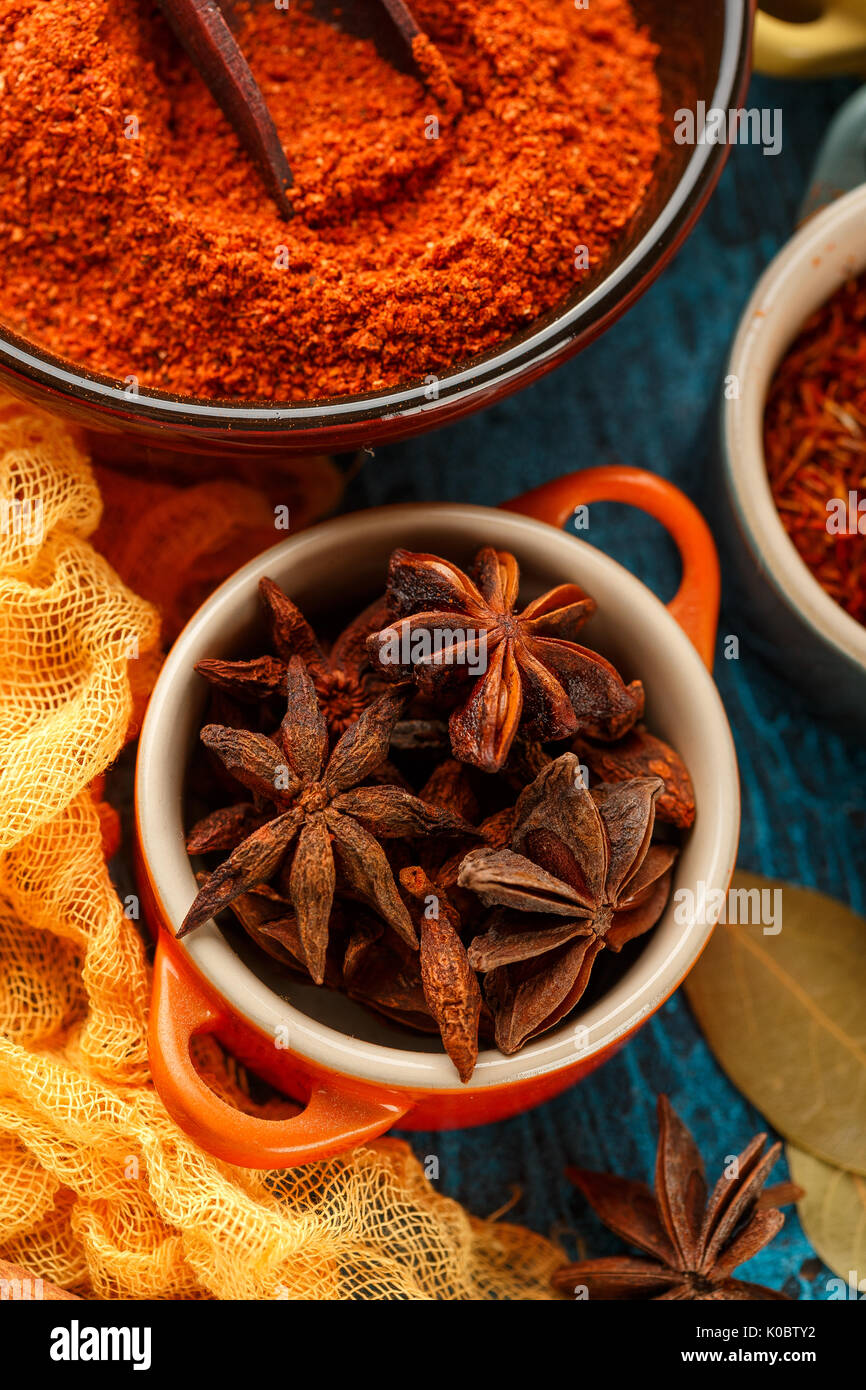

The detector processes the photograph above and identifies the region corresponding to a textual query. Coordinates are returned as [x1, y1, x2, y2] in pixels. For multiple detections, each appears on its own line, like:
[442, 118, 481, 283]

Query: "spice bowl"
[718, 182, 866, 723]
[0, 0, 751, 461]
[135, 467, 739, 1168]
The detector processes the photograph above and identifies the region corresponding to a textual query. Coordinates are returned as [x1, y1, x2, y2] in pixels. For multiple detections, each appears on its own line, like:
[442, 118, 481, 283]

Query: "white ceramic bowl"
[136, 491, 740, 1166]
[720, 185, 866, 720]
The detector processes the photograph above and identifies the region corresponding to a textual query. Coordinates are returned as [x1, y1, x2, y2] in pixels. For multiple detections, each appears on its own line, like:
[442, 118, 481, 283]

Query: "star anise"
[342, 915, 437, 1034]
[458, 754, 676, 1053]
[400, 866, 482, 1083]
[196, 578, 390, 739]
[180, 657, 476, 983]
[572, 725, 696, 829]
[367, 547, 644, 773]
[553, 1096, 801, 1301]
[194, 871, 301, 971]
[416, 757, 480, 828]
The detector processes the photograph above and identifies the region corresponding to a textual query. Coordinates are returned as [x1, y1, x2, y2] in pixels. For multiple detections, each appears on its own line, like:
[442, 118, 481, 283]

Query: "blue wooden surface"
[341, 73, 866, 1299]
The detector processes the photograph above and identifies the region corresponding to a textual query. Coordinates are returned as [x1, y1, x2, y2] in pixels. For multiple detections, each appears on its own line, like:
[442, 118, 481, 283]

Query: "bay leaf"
[684, 872, 866, 1175]
[787, 1146, 866, 1293]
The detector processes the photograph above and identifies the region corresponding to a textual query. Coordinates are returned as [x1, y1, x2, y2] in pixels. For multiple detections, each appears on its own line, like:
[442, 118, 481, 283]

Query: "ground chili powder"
[0, 0, 661, 401]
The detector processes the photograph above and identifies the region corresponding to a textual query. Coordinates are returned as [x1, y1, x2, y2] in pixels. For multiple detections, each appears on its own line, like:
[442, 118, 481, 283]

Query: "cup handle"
[503, 465, 720, 669]
[149, 941, 409, 1168]
[754, 7, 866, 78]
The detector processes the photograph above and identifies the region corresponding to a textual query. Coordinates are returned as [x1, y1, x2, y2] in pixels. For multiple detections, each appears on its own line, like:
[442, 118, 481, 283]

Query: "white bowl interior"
[137, 504, 739, 1089]
[724, 185, 866, 673]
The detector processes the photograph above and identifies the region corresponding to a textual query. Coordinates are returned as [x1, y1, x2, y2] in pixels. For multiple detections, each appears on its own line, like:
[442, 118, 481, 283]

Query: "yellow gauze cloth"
[0, 393, 561, 1299]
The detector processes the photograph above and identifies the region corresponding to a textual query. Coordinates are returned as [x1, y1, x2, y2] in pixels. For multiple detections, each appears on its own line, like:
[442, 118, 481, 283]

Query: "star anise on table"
[180, 656, 477, 982]
[367, 547, 644, 773]
[196, 577, 390, 739]
[458, 754, 677, 1054]
[553, 1096, 802, 1301]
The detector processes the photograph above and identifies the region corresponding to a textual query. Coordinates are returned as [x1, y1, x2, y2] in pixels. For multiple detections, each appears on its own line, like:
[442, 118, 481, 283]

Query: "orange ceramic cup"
[135, 468, 739, 1168]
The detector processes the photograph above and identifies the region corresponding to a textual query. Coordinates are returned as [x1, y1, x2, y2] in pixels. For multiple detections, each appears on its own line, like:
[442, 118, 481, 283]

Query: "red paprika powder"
[0, 0, 661, 401]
